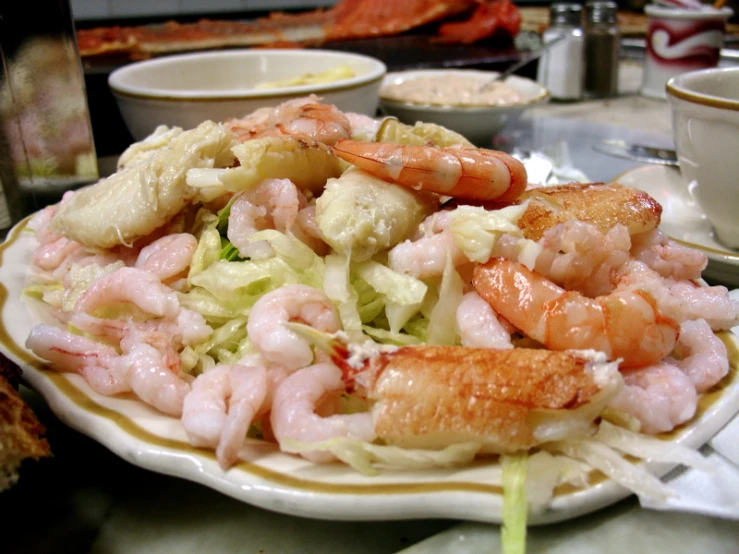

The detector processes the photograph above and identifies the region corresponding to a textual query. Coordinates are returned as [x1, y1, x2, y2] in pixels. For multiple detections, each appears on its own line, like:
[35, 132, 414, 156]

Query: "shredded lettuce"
[361, 324, 423, 346]
[23, 282, 64, 307]
[248, 230, 325, 286]
[283, 436, 481, 476]
[545, 439, 674, 504]
[193, 317, 248, 356]
[425, 253, 464, 345]
[448, 203, 527, 263]
[385, 301, 423, 335]
[190, 259, 280, 302]
[62, 261, 126, 312]
[324, 254, 365, 341]
[216, 196, 237, 235]
[186, 168, 229, 202]
[189, 219, 222, 280]
[501, 452, 528, 554]
[353, 260, 427, 306]
[219, 239, 245, 262]
[177, 287, 246, 321]
[594, 421, 716, 472]
[354, 278, 385, 323]
[525, 450, 589, 513]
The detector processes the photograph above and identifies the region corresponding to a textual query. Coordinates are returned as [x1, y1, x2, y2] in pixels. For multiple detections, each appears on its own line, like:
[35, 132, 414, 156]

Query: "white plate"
[615, 164, 739, 287]
[1, 220, 738, 525]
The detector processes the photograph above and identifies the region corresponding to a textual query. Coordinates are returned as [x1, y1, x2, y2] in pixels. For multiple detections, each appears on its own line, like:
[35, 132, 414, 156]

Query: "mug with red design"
[641, 4, 733, 99]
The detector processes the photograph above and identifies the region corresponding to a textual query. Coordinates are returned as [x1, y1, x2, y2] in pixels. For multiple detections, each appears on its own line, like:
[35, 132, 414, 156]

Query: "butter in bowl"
[378, 69, 549, 145]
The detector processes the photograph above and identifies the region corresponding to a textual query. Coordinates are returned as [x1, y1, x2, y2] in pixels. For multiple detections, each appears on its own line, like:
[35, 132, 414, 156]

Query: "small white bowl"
[378, 69, 549, 145]
[109, 49, 387, 140]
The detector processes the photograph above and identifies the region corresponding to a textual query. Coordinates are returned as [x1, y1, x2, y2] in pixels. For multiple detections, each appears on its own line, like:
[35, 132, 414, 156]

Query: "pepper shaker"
[537, 3, 585, 101]
[584, 1, 620, 98]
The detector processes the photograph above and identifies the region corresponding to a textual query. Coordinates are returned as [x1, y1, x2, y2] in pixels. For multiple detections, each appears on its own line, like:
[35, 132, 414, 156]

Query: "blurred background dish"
[108, 48, 387, 140]
[378, 69, 549, 145]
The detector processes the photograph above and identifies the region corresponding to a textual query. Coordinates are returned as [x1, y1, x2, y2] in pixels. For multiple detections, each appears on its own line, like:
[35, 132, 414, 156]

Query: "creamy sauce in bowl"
[380, 75, 527, 107]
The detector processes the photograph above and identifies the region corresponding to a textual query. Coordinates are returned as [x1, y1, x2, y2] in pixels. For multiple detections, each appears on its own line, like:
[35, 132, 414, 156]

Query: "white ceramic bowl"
[108, 49, 387, 140]
[666, 66, 739, 249]
[378, 69, 549, 145]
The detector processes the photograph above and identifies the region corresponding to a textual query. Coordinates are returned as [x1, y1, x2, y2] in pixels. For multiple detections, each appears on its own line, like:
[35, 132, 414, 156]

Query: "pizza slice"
[76, 26, 137, 57]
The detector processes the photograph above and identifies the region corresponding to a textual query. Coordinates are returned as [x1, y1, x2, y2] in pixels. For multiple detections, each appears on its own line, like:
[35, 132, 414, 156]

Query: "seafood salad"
[21, 96, 738, 504]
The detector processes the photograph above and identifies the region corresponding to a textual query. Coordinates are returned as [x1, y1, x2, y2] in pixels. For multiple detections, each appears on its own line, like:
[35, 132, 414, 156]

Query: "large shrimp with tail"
[472, 259, 680, 368]
[331, 140, 528, 202]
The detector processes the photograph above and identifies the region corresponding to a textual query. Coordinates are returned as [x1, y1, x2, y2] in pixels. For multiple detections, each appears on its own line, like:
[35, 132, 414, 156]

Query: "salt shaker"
[584, 1, 620, 98]
[536, 3, 585, 101]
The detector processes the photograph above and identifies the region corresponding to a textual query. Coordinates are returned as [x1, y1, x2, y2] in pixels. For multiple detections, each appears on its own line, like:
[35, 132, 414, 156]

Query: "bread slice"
[0, 357, 51, 491]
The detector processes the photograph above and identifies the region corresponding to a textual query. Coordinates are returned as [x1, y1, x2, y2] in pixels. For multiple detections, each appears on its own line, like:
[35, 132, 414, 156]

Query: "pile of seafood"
[22, 96, 738, 482]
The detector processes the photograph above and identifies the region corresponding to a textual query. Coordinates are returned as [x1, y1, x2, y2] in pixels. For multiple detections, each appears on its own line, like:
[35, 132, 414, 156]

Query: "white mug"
[642, 4, 733, 100]
[666, 67, 739, 250]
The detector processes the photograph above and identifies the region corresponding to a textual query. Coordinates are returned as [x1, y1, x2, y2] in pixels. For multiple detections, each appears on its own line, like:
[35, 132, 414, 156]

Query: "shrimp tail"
[331, 139, 527, 202]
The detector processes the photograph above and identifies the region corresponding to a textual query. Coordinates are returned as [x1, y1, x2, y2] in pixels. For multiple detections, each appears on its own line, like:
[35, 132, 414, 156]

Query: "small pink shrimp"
[227, 178, 304, 259]
[616, 261, 739, 330]
[331, 140, 528, 202]
[608, 363, 698, 434]
[74, 266, 180, 318]
[247, 284, 341, 371]
[270, 363, 375, 463]
[70, 307, 212, 354]
[68, 312, 129, 344]
[182, 361, 269, 469]
[388, 210, 468, 279]
[663, 279, 739, 331]
[533, 221, 632, 298]
[345, 112, 381, 141]
[630, 228, 707, 280]
[456, 292, 513, 349]
[26, 324, 119, 383]
[27, 205, 63, 246]
[53, 250, 122, 283]
[225, 106, 272, 140]
[669, 319, 729, 392]
[472, 259, 679, 368]
[293, 204, 330, 256]
[135, 233, 198, 283]
[278, 102, 351, 146]
[226, 96, 351, 146]
[31, 237, 83, 271]
[121, 342, 190, 416]
[25, 325, 190, 416]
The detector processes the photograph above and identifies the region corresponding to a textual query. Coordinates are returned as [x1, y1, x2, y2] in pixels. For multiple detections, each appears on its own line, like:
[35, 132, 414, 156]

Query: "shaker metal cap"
[585, 1, 618, 24]
[550, 3, 584, 27]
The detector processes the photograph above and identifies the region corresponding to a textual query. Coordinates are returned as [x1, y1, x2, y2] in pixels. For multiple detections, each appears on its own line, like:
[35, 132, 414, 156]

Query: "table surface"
[5, 60, 739, 554]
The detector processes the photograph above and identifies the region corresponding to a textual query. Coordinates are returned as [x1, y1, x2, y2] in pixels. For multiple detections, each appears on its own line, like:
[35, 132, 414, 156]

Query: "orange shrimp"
[330, 140, 528, 202]
[472, 259, 679, 369]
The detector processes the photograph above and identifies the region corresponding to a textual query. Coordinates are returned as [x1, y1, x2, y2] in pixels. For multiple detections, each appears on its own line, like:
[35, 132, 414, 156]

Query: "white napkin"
[643, 425, 739, 520]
